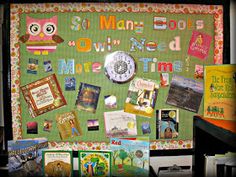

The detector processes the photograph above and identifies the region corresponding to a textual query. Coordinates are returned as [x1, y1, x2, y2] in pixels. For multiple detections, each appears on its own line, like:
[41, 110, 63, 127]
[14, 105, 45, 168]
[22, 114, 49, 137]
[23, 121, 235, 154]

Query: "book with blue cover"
[8, 138, 48, 177]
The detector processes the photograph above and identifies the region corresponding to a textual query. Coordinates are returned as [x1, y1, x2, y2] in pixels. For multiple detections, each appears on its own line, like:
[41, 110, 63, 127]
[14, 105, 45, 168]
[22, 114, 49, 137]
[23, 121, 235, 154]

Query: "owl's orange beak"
[39, 32, 44, 38]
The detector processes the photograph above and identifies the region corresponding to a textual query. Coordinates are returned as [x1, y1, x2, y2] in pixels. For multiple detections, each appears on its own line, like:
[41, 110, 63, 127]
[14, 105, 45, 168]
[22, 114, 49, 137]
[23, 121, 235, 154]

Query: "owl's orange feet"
[34, 51, 41, 55]
[42, 51, 49, 55]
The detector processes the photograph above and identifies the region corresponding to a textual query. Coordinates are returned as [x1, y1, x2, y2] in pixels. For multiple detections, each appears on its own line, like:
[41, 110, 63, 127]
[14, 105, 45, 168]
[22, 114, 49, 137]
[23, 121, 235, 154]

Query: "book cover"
[204, 64, 236, 120]
[65, 77, 76, 91]
[56, 110, 82, 140]
[42, 150, 73, 177]
[104, 110, 137, 137]
[75, 83, 101, 113]
[21, 74, 67, 118]
[194, 65, 204, 79]
[8, 138, 48, 177]
[43, 60, 53, 72]
[188, 30, 212, 60]
[27, 58, 38, 74]
[157, 109, 179, 139]
[160, 73, 169, 87]
[124, 77, 159, 118]
[166, 75, 203, 113]
[110, 137, 150, 177]
[78, 150, 112, 177]
[141, 122, 151, 135]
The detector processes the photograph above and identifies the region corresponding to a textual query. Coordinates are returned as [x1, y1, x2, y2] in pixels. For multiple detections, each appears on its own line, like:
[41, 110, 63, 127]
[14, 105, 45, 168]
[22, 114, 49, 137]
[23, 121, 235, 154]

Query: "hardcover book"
[110, 137, 150, 177]
[75, 83, 101, 113]
[124, 77, 159, 118]
[204, 65, 236, 120]
[166, 75, 203, 113]
[8, 138, 48, 177]
[78, 150, 112, 177]
[156, 109, 179, 139]
[42, 150, 73, 177]
[21, 74, 67, 118]
[104, 110, 137, 137]
[56, 110, 82, 140]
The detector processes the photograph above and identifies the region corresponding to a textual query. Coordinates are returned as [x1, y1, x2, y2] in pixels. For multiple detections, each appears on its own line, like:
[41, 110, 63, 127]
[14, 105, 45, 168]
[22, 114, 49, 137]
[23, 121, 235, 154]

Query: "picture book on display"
[8, 138, 48, 177]
[156, 109, 179, 139]
[110, 137, 150, 177]
[204, 64, 236, 121]
[124, 77, 159, 118]
[75, 82, 101, 113]
[166, 75, 203, 113]
[104, 110, 137, 137]
[42, 150, 73, 177]
[21, 74, 67, 118]
[78, 150, 112, 177]
[56, 110, 82, 140]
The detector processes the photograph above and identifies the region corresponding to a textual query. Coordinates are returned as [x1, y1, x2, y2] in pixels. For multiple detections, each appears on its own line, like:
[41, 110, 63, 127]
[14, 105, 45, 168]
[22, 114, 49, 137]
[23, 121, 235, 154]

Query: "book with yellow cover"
[56, 110, 82, 140]
[124, 77, 159, 118]
[204, 64, 236, 121]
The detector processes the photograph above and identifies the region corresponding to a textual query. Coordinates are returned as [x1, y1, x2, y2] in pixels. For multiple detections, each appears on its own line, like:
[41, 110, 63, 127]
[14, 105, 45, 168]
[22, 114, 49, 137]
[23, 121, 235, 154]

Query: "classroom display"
[10, 3, 224, 150]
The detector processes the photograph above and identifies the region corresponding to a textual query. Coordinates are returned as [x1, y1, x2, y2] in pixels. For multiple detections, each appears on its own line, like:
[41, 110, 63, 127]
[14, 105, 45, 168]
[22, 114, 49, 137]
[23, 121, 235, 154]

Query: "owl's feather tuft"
[19, 34, 30, 43]
[52, 35, 64, 43]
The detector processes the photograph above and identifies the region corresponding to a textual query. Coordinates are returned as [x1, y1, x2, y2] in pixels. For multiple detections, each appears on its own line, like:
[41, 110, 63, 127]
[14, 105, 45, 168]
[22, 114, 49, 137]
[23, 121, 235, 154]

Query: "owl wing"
[52, 35, 64, 44]
[19, 34, 30, 43]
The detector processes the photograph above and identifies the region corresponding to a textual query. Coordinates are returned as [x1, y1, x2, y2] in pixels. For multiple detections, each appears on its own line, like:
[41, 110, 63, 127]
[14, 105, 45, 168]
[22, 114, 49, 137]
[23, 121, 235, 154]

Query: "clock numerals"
[104, 51, 136, 84]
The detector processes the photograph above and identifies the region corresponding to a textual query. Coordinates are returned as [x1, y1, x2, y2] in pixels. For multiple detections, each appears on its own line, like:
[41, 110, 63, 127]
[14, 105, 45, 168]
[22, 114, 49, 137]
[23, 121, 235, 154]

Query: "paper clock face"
[104, 51, 136, 84]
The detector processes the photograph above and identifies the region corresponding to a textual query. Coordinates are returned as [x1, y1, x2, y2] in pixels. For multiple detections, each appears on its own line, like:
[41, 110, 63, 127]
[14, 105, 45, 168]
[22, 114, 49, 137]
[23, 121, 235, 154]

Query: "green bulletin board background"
[10, 3, 223, 150]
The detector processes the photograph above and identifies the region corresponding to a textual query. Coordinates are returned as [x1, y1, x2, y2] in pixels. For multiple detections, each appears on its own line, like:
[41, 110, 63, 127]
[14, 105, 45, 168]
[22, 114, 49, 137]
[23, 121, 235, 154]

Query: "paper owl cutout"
[19, 16, 64, 55]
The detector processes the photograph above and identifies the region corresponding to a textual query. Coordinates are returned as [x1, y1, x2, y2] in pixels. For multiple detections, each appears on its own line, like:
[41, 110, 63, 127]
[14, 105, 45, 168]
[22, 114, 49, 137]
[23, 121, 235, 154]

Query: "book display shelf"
[193, 115, 236, 177]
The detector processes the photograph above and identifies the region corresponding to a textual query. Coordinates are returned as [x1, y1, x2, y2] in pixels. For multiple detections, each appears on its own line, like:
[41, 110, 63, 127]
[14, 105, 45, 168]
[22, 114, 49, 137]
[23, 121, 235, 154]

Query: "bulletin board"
[10, 3, 224, 150]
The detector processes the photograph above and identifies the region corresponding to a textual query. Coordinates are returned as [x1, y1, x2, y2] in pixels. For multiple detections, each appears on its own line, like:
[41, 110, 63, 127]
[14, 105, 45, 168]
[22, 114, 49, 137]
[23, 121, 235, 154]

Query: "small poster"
[65, 77, 76, 91]
[21, 74, 67, 118]
[43, 60, 53, 72]
[78, 150, 112, 177]
[104, 110, 137, 137]
[75, 83, 101, 113]
[166, 75, 203, 113]
[87, 119, 99, 131]
[27, 58, 38, 74]
[204, 65, 236, 120]
[43, 150, 73, 177]
[194, 65, 204, 79]
[56, 110, 82, 140]
[124, 77, 159, 118]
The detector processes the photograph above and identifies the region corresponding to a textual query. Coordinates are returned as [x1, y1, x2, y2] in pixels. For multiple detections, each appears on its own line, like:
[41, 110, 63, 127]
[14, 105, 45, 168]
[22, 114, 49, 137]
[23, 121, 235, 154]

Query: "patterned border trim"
[10, 3, 223, 150]
[47, 139, 192, 151]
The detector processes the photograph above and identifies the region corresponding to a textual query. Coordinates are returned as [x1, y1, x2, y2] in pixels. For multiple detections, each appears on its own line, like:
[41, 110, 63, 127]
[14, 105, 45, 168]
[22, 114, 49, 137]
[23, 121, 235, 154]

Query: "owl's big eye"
[43, 22, 57, 36]
[28, 23, 41, 36]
